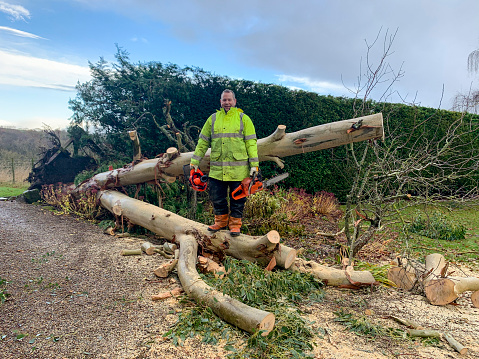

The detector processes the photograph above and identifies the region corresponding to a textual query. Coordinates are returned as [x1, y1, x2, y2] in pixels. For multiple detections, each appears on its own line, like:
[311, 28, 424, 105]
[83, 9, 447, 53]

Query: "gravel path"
[0, 201, 206, 359]
[1, 201, 478, 359]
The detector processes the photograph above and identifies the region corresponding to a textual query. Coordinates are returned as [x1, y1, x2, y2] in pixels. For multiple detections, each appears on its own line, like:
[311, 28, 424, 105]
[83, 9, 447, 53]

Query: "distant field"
[0, 163, 31, 183]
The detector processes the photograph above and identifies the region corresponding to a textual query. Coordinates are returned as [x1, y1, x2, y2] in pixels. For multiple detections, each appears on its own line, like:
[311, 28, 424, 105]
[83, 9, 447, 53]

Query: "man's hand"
[250, 167, 259, 177]
[190, 164, 199, 171]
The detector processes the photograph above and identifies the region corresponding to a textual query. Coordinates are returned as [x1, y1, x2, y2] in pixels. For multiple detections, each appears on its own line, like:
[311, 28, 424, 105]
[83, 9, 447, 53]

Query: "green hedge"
[70, 51, 479, 201]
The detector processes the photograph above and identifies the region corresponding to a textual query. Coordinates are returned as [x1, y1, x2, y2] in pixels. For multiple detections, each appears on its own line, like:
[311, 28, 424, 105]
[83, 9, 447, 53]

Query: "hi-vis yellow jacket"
[191, 107, 259, 181]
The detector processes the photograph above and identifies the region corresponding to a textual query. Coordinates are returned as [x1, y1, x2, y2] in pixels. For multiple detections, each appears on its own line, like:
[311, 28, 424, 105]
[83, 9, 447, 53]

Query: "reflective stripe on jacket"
[191, 107, 259, 181]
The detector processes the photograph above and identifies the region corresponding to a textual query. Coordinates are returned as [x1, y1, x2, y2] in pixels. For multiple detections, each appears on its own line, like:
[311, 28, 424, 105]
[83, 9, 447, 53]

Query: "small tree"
[452, 48, 479, 114]
[341, 29, 479, 258]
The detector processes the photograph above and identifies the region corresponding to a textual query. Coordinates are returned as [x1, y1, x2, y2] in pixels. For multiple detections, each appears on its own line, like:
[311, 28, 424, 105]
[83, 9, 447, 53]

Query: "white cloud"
[131, 37, 148, 44]
[0, 49, 91, 91]
[276, 74, 345, 95]
[0, 26, 45, 39]
[0, 1, 30, 21]
[0, 116, 70, 130]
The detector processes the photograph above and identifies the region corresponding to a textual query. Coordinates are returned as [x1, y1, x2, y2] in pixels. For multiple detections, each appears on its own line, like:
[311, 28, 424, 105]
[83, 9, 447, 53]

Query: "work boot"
[228, 217, 242, 237]
[208, 214, 229, 232]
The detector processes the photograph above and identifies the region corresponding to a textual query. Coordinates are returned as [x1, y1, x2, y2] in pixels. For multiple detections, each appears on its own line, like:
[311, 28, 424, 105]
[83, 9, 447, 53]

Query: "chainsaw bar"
[263, 172, 289, 187]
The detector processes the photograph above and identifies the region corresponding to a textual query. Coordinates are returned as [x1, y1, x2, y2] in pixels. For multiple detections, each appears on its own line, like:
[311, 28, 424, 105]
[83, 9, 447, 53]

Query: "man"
[190, 89, 259, 236]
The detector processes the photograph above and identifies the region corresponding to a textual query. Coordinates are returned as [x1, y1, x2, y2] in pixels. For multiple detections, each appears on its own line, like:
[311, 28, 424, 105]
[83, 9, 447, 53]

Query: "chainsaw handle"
[231, 184, 247, 200]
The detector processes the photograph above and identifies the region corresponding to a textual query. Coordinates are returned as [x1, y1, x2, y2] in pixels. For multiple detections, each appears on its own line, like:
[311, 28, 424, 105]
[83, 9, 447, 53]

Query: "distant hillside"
[0, 127, 69, 161]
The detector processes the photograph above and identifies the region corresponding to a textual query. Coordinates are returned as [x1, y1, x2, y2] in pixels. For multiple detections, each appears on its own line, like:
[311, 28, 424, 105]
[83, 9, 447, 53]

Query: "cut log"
[120, 248, 142, 256]
[176, 233, 275, 335]
[387, 267, 417, 291]
[290, 258, 377, 287]
[141, 242, 156, 255]
[73, 114, 384, 193]
[423, 253, 447, 284]
[425, 276, 479, 306]
[99, 190, 295, 269]
[443, 333, 468, 355]
[153, 259, 179, 278]
[390, 316, 423, 329]
[407, 329, 441, 338]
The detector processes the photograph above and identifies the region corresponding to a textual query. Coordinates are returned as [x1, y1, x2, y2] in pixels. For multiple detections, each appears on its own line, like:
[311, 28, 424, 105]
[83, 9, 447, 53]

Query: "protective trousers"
[208, 177, 247, 218]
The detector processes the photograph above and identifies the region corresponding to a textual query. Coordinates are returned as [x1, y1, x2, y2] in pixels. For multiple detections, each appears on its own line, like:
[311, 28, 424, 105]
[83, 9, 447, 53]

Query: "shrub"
[243, 187, 342, 236]
[41, 183, 105, 220]
[408, 211, 466, 241]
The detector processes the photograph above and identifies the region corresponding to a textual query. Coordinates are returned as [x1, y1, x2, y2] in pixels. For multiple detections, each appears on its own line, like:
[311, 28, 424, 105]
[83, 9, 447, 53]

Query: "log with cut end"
[141, 242, 156, 255]
[176, 233, 275, 335]
[425, 276, 479, 306]
[387, 267, 417, 291]
[423, 253, 447, 284]
[153, 259, 178, 278]
[73, 114, 384, 193]
[290, 258, 377, 286]
[444, 332, 468, 355]
[99, 190, 295, 269]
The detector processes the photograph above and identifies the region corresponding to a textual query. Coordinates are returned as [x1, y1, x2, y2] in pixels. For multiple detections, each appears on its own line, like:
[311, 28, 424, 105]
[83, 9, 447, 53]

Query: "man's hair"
[221, 89, 236, 99]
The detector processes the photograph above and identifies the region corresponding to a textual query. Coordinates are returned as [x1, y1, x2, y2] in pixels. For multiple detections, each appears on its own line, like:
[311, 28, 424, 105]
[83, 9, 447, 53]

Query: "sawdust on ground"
[0, 201, 478, 359]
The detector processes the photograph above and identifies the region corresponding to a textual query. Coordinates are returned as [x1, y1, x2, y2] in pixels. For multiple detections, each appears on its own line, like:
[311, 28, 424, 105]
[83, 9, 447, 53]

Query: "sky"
[0, 0, 478, 130]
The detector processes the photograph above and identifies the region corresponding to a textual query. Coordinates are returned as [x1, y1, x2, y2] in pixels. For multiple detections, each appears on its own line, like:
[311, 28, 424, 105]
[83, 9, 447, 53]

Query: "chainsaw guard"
[189, 168, 207, 192]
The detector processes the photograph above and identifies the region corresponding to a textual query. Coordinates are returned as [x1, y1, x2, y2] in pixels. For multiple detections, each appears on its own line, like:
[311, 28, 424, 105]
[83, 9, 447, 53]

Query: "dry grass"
[0, 165, 30, 183]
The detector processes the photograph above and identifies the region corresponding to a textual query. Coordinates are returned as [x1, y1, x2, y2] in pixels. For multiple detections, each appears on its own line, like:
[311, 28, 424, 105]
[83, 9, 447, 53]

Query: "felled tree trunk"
[291, 258, 377, 287]
[176, 233, 275, 335]
[74, 114, 384, 193]
[99, 190, 295, 269]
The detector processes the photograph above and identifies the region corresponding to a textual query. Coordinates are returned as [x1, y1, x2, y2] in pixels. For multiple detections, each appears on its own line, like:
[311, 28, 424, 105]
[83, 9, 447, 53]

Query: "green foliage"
[408, 211, 466, 241]
[70, 48, 479, 199]
[244, 187, 341, 236]
[0, 185, 29, 197]
[334, 310, 387, 337]
[0, 277, 10, 304]
[165, 258, 324, 358]
[355, 261, 395, 286]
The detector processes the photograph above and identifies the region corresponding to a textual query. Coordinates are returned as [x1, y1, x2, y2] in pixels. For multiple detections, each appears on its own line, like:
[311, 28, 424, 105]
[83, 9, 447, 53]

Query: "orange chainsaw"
[184, 165, 208, 192]
[231, 171, 289, 200]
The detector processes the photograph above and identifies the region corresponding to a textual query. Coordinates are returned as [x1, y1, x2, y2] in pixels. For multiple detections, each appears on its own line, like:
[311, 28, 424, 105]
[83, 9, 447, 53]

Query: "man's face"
[220, 92, 236, 112]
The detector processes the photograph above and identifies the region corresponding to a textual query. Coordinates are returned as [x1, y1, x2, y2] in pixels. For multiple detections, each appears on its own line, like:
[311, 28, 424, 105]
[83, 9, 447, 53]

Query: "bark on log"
[176, 233, 275, 335]
[120, 249, 142, 256]
[128, 130, 141, 161]
[443, 333, 468, 355]
[290, 258, 377, 287]
[73, 114, 384, 193]
[99, 190, 295, 269]
[407, 329, 441, 338]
